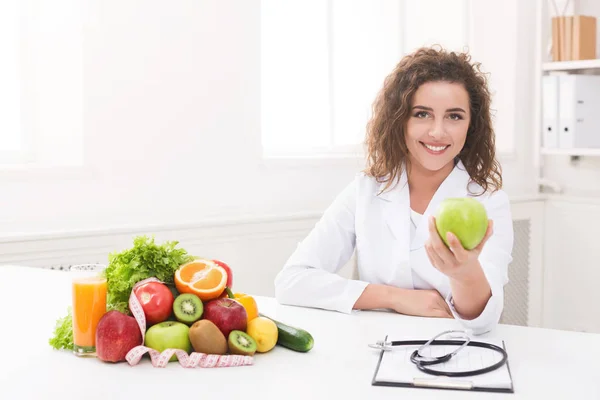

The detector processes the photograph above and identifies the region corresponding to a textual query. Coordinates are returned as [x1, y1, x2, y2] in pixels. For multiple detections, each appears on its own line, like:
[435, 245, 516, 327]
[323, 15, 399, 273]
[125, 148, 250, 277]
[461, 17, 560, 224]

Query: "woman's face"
[405, 81, 470, 173]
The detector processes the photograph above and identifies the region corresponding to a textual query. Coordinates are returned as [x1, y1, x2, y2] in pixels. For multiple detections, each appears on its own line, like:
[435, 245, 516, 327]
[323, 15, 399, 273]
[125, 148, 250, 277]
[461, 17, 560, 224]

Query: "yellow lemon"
[246, 317, 278, 353]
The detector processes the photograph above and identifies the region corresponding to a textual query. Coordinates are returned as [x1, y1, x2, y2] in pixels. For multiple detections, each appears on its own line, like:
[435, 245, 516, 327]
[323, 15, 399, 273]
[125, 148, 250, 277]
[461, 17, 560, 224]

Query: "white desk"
[1, 265, 599, 399]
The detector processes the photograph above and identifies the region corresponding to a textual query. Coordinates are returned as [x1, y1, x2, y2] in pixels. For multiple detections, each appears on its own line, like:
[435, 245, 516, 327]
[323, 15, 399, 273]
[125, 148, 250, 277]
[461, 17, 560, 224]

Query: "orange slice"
[174, 259, 227, 301]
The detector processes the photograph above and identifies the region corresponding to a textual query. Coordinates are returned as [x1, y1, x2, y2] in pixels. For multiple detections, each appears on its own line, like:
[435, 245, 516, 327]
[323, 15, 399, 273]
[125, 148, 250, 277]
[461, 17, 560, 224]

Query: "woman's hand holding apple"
[424, 214, 496, 320]
[424, 215, 493, 282]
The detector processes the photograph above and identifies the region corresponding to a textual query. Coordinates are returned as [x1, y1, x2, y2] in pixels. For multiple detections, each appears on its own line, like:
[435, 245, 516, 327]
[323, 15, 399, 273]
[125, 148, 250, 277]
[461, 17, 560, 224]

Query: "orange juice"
[72, 275, 107, 355]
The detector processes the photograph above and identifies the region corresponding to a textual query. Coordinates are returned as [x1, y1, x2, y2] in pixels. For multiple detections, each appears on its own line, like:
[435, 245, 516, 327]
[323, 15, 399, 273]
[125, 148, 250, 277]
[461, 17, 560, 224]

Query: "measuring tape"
[124, 277, 254, 368]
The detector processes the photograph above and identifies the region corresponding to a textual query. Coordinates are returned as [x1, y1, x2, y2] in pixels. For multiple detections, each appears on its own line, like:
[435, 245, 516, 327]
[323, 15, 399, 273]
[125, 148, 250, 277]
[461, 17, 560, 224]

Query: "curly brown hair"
[363, 46, 502, 195]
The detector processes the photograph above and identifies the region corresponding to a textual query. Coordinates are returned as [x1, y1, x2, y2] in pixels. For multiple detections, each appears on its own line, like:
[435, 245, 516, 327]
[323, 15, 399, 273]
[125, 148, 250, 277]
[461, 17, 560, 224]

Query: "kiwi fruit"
[173, 293, 203, 325]
[189, 320, 228, 355]
[228, 330, 257, 356]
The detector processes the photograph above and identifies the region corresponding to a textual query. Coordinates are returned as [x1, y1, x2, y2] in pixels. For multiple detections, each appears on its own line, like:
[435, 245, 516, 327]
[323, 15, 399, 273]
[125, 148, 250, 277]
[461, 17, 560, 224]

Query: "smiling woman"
[405, 82, 470, 182]
[274, 46, 514, 336]
[365, 47, 502, 199]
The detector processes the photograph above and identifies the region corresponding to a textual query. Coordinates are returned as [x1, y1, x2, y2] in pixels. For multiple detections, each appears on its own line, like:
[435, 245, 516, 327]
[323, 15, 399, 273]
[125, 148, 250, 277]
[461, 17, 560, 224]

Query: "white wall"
[542, 196, 600, 333]
[0, 0, 540, 238]
[0, 0, 362, 236]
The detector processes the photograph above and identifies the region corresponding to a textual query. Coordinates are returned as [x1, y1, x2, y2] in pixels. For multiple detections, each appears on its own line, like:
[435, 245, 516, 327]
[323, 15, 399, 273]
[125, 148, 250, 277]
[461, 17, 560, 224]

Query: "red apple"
[96, 310, 143, 362]
[133, 281, 174, 325]
[203, 298, 247, 338]
[212, 259, 233, 288]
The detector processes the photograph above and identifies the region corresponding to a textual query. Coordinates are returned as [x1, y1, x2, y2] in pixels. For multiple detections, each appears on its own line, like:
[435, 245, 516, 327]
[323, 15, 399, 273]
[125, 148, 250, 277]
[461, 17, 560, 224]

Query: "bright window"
[260, 0, 514, 158]
[0, 0, 83, 168]
[0, 0, 23, 159]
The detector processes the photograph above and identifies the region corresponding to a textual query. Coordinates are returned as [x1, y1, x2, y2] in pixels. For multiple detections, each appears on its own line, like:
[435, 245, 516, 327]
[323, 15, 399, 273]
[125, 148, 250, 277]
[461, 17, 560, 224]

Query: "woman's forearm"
[353, 283, 453, 318]
[352, 283, 397, 310]
[448, 262, 492, 320]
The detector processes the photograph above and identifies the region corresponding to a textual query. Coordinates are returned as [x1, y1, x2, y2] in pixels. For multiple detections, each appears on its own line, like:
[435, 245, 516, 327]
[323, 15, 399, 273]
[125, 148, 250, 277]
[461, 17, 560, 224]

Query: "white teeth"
[423, 143, 448, 152]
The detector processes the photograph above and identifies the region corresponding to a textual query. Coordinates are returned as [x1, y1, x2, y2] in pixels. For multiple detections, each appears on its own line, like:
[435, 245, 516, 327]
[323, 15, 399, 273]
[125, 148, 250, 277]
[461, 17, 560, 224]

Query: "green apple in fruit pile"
[435, 197, 489, 250]
[145, 321, 192, 362]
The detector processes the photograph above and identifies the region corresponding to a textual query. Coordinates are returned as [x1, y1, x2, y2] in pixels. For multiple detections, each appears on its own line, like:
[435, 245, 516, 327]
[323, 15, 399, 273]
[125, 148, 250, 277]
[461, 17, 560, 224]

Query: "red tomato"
[133, 282, 174, 325]
[212, 259, 233, 288]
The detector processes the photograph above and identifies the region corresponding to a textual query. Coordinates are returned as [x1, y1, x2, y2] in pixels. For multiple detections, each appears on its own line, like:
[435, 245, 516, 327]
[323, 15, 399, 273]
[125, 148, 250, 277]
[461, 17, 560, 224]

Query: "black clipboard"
[370, 336, 515, 393]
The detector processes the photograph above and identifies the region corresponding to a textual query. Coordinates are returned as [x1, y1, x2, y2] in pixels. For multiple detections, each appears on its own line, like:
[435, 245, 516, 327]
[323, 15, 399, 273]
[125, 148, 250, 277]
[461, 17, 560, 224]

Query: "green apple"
[144, 321, 192, 362]
[435, 197, 489, 250]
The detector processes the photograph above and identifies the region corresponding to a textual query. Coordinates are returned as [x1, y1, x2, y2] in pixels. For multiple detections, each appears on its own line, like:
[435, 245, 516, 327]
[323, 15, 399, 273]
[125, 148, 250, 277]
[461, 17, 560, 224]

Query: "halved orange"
[174, 259, 227, 301]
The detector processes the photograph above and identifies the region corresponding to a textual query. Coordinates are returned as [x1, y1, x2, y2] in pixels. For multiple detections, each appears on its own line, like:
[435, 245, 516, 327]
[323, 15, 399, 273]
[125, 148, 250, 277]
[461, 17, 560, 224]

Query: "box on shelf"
[552, 15, 596, 61]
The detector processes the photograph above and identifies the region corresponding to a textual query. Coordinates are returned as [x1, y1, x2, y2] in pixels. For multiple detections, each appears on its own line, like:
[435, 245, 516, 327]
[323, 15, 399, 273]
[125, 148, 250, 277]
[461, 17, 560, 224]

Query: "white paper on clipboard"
[372, 339, 513, 391]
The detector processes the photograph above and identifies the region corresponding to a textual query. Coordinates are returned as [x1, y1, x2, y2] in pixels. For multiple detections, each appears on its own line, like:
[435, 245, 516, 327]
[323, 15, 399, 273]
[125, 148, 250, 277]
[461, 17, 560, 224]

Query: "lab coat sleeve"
[445, 190, 514, 335]
[274, 177, 369, 314]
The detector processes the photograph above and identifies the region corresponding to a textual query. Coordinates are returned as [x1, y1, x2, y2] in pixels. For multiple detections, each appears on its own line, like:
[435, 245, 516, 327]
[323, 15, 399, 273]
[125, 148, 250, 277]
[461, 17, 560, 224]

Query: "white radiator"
[500, 218, 533, 326]
[502, 201, 545, 328]
[0, 214, 320, 298]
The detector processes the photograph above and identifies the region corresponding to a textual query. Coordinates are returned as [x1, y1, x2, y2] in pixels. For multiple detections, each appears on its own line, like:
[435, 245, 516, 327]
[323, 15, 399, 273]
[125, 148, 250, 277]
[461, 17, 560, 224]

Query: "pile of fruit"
[49, 236, 314, 366]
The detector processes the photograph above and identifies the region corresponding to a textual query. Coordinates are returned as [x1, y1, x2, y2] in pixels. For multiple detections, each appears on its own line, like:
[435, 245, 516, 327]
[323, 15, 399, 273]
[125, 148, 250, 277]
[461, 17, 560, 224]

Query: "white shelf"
[541, 148, 600, 156]
[542, 59, 600, 71]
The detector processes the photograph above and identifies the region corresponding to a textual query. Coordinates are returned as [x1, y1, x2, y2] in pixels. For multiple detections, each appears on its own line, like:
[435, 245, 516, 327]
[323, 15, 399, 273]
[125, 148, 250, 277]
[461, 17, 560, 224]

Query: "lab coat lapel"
[410, 161, 471, 251]
[373, 162, 471, 290]
[375, 170, 413, 286]
[376, 170, 410, 242]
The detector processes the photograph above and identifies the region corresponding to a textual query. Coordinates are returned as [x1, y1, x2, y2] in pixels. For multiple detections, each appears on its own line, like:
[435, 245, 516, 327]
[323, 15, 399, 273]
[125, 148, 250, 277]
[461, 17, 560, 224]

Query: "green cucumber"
[260, 314, 314, 352]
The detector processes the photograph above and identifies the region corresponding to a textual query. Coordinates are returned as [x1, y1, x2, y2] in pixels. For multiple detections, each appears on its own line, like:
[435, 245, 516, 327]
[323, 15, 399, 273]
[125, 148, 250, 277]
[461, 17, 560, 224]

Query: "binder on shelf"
[557, 74, 600, 149]
[542, 75, 559, 148]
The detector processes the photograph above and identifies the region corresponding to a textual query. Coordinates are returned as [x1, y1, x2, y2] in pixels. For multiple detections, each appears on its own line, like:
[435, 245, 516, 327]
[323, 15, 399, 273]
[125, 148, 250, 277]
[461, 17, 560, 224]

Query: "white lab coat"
[274, 161, 514, 335]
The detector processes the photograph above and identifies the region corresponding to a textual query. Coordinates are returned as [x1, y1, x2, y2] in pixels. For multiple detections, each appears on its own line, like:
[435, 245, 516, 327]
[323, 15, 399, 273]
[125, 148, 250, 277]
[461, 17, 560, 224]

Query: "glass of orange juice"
[71, 264, 108, 357]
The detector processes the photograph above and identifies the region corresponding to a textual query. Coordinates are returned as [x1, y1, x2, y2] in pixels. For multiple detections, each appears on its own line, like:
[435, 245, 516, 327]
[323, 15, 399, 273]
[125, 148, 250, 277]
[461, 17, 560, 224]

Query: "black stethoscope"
[369, 330, 508, 377]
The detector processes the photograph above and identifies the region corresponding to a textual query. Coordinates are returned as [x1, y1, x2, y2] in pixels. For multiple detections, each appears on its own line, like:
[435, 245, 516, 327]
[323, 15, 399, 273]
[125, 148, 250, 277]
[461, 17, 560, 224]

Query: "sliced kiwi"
[173, 293, 203, 325]
[228, 330, 257, 356]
